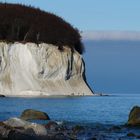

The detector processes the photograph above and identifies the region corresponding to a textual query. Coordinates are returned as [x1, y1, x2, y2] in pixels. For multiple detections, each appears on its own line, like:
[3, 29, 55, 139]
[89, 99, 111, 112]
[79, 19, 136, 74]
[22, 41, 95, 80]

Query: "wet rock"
[72, 125, 84, 134]
[45, 121, 58, 131]
[4, 118, 28, 128]
[54, 133, 67, 140]
[0, 95, 5, 97]
[4, 118, 47, 136]
[20, 109, 50, 121]
[109, 126, 121, 131]
[25, 123, 47, 136]
[0, 135, 6, 140]
[72, 125, 84, 131]
[88, 138, 97, 140]
[127, 106, 140, 126]
[8, 130, 38, 140]
[0, 122, 6, 126]
[136, 135, 140, 139]
[0, 122, 12, 138]
[88, 134, 105, 140]
[127, 132, 136, 137]
[24, 128, 36, 136]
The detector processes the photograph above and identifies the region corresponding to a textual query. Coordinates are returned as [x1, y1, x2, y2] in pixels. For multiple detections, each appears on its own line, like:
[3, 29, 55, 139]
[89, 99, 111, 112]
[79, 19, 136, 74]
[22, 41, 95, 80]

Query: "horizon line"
[81, 30, 140, 41]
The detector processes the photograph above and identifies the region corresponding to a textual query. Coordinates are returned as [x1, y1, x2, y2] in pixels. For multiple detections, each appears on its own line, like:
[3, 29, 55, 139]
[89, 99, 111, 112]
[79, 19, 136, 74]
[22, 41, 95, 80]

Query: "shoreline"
[0, 93, 109, 98]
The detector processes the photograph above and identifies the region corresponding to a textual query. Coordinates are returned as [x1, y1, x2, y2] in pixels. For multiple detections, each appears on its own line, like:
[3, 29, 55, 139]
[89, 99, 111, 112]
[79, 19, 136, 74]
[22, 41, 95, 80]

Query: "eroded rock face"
[0, 42, 93, 97]
[127, 106, 140, 126]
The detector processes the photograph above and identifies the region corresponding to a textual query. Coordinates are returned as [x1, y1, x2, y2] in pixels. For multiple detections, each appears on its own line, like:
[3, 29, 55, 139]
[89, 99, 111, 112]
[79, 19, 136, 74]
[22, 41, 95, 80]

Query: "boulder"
[45, 121, 58, 131]
[72, 125, 84, 133]
[4, 118, 47, 136]
[0, 95, 5, 97]
[24, 123, 47, 136]
[20, 109, 50, 121]
[4, 118, 28, 128]
[1, 117, 84, 140]
[127, 132, 136, 137]
[8, 130, 38, 140]
[0, 122, 12, 138]
[127, 106, 140, 126]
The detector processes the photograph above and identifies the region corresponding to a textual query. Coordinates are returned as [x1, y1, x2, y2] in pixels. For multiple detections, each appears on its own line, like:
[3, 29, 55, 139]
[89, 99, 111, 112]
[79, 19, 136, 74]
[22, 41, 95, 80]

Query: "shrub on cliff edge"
[0, 3, 84, 54]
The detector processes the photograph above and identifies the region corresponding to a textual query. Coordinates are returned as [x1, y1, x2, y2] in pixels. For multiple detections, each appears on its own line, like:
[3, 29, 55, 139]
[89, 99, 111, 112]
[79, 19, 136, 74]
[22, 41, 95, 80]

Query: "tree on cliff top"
[0, 3, 84, 54]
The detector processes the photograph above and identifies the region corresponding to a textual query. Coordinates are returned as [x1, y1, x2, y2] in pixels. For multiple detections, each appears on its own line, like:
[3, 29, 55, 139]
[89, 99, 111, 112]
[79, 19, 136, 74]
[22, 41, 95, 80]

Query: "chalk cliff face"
[0, 42, 93, 97]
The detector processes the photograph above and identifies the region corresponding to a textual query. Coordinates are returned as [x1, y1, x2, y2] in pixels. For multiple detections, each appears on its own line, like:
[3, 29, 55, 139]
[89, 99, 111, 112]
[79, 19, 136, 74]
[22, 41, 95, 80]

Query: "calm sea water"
[1, 94, 140, 139]
[0, 94, 140, 125]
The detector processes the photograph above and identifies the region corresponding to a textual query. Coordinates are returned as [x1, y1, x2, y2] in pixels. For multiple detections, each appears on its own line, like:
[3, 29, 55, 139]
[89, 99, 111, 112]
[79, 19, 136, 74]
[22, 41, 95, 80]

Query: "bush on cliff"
[0, 3, 84, 54]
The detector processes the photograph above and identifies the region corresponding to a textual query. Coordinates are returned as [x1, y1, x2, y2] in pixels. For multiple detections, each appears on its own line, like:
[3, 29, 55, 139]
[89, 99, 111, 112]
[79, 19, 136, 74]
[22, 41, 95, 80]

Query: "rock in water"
[0, 95, 5, 97]
[8, 130, 38, 140]
[0, 42, 93, 97]
[127, 106, 140, 126]
[20, 109, 50, 120]
[4, 118, 47, 136]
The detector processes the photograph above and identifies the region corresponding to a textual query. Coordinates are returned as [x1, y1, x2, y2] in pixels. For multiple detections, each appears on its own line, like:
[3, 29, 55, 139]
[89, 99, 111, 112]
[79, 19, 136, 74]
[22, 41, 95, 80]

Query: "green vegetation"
[0, 3, 84, 54]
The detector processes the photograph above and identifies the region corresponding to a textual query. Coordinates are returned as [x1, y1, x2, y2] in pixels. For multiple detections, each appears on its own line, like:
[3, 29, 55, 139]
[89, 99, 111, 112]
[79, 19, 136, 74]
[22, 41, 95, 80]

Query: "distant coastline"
[82, 31, 140, 41]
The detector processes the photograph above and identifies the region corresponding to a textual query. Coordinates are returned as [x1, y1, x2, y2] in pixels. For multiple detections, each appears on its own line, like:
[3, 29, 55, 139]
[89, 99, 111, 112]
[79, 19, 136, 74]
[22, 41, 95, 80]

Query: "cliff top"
[0, 3, 84, 54]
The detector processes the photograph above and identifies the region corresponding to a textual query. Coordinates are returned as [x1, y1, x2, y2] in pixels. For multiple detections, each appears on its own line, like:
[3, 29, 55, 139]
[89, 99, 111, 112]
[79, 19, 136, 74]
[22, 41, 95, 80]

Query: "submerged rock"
[72, 125, 84, 134]
[127, 132, 136, 137]
[20, 109, 50, 121]
[0, 42, 93, 97]
[0, 95, 5, 97]
[127, 106, 140, 126]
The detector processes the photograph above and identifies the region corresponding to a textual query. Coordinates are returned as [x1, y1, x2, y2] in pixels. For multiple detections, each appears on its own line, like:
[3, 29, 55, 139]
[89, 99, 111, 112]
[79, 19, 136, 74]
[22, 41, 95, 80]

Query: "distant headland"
[0, 3, 93, 97]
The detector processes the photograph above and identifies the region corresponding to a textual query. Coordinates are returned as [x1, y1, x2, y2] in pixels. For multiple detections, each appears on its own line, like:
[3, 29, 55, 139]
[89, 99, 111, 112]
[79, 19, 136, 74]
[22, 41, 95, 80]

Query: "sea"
[0, 94, 140, 124]
[0, 94, 140, 139]
[0, 40, 140, 139]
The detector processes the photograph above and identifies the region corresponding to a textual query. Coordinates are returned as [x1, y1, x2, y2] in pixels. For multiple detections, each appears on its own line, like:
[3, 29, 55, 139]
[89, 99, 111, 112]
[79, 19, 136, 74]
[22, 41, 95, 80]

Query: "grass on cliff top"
[0, 3, 84, 54]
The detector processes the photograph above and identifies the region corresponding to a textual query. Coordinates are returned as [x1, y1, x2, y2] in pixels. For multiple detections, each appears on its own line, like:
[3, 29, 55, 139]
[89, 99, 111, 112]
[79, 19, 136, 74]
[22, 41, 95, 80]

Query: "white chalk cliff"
[0, 42, 93, 97]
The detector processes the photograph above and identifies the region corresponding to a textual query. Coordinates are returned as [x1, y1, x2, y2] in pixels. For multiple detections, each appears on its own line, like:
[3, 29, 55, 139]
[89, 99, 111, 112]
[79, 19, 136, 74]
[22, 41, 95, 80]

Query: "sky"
[1, 0, 140, 31]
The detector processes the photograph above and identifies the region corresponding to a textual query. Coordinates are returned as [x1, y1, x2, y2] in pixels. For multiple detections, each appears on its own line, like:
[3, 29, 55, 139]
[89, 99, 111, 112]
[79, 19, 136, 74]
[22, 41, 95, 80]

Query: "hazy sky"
[2, 0, 140, 31]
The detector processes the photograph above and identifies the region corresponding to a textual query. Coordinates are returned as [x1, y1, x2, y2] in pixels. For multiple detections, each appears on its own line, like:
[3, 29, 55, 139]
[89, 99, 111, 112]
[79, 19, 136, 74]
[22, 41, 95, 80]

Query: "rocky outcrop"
[4, 118, 47, 136]
[127, 106, 140, 126]
[20, 109, 50, 120]
[0, 95, 5, 97]
[0, 117, 81, 140]
[0, 42, 93, 97]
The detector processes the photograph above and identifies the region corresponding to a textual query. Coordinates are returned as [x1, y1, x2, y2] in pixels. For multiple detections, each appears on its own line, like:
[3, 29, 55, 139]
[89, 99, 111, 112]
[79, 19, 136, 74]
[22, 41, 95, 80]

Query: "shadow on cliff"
[82, 60, 94, 94]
